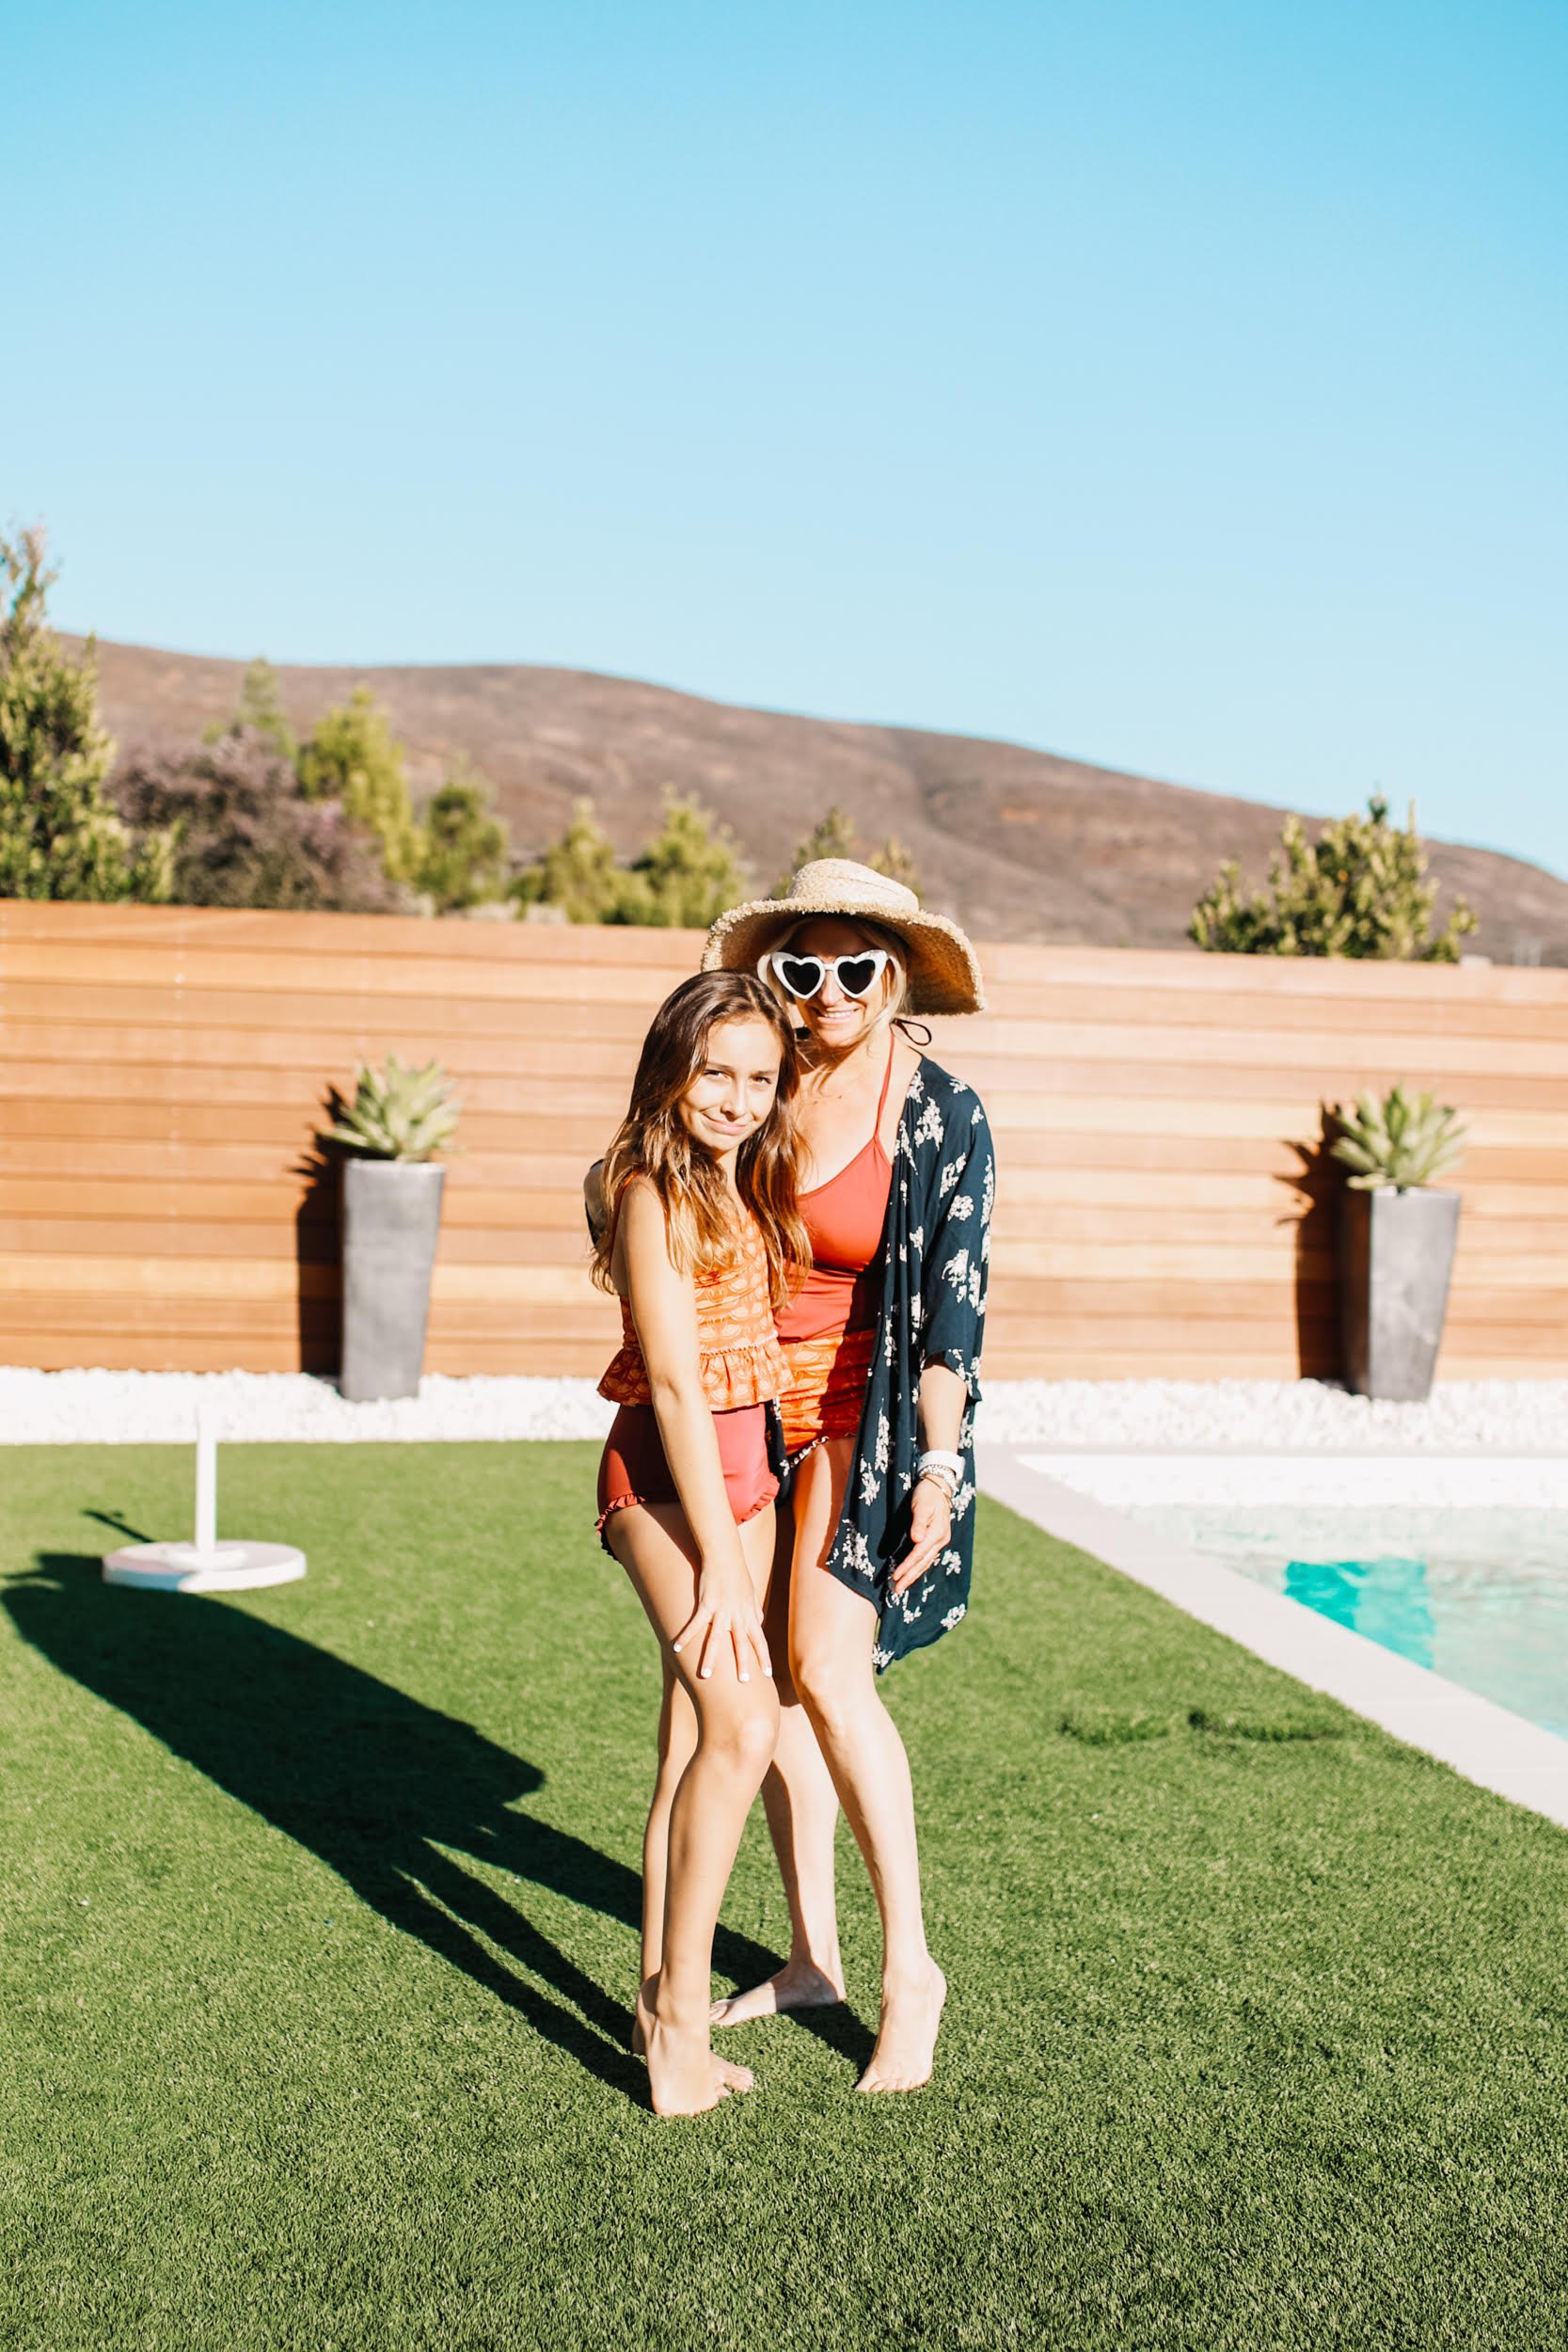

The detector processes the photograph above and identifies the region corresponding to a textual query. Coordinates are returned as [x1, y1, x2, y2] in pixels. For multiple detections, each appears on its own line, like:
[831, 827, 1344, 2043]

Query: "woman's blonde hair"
[591, 970, 809, 1309]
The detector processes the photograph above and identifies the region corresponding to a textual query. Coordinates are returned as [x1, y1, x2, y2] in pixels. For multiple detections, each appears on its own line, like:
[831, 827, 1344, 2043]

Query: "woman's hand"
[673, 1558, 773, 1684]
[892, 1474, 953, 1597]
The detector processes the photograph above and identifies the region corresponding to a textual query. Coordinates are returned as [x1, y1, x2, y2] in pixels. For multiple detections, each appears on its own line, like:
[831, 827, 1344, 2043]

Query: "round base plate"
[102, 1541, 307, 1593]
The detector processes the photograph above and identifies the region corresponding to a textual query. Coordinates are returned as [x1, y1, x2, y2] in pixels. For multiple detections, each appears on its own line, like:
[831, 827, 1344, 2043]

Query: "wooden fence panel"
[3, 898, 1566, 1380]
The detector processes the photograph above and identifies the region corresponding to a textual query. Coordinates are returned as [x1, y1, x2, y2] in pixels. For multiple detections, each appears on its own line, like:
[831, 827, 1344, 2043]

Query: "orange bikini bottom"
[777, 1325, 877, 1456]
[595, 1403, 778, 1544]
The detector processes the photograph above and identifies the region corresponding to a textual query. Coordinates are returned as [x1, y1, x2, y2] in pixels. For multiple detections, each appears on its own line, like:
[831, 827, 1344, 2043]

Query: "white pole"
[195, 1404, 217, 1558]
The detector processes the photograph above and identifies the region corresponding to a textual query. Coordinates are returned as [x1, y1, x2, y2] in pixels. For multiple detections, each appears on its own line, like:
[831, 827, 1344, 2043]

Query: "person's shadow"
[5, 1552, 872, 2098]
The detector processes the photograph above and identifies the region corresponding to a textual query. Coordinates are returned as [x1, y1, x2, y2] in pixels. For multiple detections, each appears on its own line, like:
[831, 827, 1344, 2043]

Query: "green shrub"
[612, 791, 746, 928]
[298, 686, 422, 884]
[203, 657, 298, 765]
[511, 799, 623, 922]
[1189, 795, 1476, 961]
[418, 758, 510, 912]
[514, 791, 747, 927]
[0, 527, 171, 904]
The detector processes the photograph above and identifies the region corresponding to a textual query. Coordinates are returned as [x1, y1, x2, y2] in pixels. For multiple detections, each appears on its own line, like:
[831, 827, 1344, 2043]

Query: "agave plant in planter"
[322, 1056, 460, 1402]
[1330, 1084, 1466, 1402]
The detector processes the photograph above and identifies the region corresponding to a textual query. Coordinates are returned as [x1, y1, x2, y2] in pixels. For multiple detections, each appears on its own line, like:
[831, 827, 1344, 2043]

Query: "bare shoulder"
[597, 1169, 670, 1295]
[618, 1173, 671, 1250]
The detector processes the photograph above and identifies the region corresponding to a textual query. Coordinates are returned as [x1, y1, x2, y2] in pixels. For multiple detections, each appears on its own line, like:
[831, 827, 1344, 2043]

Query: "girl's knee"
[699, 1680, 780, 1777]
[737, 1696, 781, 1782]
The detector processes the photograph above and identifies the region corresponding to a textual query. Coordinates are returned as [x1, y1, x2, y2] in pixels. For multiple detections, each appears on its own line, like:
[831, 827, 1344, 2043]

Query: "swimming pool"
[1125, 1504, 1568, 1741]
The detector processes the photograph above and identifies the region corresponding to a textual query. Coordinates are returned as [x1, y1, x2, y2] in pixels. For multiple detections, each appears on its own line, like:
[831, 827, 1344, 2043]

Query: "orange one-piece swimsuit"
[774, 1037, 897, 1457]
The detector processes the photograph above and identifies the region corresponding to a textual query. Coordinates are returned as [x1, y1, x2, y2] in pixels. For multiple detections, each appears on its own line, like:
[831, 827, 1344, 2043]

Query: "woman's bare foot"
[710, 1957, 847, 2028]
[856, 1961, 946, 2094]
[637, 1976, 754, 2110]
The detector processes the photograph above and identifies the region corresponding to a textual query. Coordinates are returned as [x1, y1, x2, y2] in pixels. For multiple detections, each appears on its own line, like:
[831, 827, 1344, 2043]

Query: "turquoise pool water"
[1126, 1505, 1568, 1740]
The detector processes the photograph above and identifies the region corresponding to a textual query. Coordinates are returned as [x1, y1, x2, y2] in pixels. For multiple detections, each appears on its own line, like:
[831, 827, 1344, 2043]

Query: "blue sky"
[7, 2, 1565, 874]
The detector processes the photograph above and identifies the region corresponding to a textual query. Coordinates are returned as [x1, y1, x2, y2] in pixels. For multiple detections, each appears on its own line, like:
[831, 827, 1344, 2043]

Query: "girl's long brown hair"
[591, 970, 810, 1309]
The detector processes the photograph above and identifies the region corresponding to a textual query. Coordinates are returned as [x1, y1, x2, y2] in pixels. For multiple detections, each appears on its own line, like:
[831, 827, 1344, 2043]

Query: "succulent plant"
[1330, 1083, 1465, 1192]
[322, 1054, 460, 1162]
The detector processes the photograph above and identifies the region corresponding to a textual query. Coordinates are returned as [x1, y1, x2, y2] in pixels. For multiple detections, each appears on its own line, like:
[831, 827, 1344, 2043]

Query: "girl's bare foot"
[710, 1957, 846, 2028]
[636, 1976, 753, 2109]
[645, 2015, 733, 2116]
[856, 1961, 946, 2094]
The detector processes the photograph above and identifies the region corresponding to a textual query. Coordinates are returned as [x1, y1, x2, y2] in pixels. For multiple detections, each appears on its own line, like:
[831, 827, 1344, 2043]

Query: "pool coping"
[975, 1443, 1568, 1835]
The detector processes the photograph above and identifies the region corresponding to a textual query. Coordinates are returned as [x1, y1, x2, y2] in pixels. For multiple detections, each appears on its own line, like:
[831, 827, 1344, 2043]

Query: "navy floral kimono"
[820, 1056, 995, 1668]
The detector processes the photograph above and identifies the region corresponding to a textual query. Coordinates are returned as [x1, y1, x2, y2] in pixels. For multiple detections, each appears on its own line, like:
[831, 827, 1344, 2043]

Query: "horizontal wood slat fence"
[4, 899, 1566, 1381]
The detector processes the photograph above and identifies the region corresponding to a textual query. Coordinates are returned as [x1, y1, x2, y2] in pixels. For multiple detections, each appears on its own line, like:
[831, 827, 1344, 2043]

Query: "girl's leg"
[606, 1499, 780, 2117]
[629, 1658, 697, 2053]
[641, 1658, 698, 1985]
[712, 1496, 846, 2025]
[787, 1438, 946, 2094]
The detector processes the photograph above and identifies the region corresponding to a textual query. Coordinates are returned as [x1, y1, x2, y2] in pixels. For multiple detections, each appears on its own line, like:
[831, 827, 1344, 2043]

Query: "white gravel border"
[979, 1376, 1568, 1457]
[3, 1367, 1567, 1459]
[0, 1368, 618, 1446]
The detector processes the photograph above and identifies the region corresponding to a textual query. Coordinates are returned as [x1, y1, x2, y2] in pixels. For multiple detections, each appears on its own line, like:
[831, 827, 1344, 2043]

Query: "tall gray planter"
[1338, 1184, 1461, 1404]
[340, 1159, 446, 1402]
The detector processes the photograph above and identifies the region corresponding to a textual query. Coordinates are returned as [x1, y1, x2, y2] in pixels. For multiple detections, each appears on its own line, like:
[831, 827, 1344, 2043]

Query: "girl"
[592, 969, 810, 2117]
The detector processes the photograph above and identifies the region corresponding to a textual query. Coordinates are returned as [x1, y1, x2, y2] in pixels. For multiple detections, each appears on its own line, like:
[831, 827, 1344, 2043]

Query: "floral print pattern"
[821, 1058, 995, 1667]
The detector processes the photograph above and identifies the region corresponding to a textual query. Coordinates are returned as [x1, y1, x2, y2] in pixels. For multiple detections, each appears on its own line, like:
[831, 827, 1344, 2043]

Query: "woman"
[593, 969, 811, 2117]
[701, 858, 993, 2094]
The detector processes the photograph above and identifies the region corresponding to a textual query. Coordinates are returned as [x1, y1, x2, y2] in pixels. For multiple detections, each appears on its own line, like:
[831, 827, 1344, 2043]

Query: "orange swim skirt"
[777, 1325, 877, 1456]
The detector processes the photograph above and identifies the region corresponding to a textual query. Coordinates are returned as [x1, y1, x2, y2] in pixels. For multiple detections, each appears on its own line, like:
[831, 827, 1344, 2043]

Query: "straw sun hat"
[702, 858, 986, 1016]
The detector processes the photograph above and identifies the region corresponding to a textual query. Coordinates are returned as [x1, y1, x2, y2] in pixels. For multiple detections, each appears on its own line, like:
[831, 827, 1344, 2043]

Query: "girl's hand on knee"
[674, 1563, 773, 1684]
[891, 1478, 952, 1597]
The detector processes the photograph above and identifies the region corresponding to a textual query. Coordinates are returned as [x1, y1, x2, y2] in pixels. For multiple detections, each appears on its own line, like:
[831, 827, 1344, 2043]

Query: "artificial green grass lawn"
[3, 1446, 1567, 2351]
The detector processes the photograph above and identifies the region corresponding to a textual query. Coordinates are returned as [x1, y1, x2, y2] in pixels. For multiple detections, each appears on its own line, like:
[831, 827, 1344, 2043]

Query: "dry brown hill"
[73, 636, 1568, 960]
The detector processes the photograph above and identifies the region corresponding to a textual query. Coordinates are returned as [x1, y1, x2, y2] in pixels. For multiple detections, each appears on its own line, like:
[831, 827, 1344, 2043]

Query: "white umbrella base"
[102, 1540, 307, 1593]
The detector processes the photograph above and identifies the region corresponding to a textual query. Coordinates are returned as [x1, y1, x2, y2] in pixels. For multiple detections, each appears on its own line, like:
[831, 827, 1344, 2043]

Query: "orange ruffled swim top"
[597, 1200, 785, 1413]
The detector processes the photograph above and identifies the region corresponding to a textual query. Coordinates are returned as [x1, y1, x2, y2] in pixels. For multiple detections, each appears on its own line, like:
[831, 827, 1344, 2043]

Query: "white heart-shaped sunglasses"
[768, 947, 890, 1002]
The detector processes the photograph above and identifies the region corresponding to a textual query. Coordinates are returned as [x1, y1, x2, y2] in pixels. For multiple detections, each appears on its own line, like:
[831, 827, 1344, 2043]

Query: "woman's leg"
[787, 1438, 946, 2093]
[606, 1499, 780, 2116]
[714, 1342, 877, 2027]
[712, 1492, 845, 2025]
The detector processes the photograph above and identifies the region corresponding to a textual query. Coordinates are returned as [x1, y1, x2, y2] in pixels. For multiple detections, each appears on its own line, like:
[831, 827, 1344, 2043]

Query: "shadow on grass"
[5, 1555, 873, 2096]
[82, 1509, 155, 1545]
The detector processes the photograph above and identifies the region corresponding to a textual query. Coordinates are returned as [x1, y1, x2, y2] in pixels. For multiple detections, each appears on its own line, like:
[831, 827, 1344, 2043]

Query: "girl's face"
[777, 917, 893, 1052]
[678, 1015, 784, 1157]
